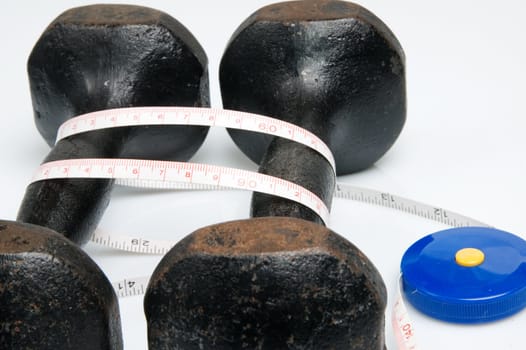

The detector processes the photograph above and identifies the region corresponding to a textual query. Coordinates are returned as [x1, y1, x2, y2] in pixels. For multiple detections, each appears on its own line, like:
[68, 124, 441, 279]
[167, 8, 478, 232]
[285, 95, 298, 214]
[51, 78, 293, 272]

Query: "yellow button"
[455, 248, 485, 267]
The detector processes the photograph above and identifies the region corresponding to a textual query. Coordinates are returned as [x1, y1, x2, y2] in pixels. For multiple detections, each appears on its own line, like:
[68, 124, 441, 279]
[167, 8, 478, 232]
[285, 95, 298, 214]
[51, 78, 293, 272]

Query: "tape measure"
[33, 106, 489, 255]
[393, 276, 418, 350]
[29, 106, 497, 350]
[401, 227, 526, 323]
[112, 276, 151, 298]
[56, 106, 336, 172]
[32, 157, 330, 224]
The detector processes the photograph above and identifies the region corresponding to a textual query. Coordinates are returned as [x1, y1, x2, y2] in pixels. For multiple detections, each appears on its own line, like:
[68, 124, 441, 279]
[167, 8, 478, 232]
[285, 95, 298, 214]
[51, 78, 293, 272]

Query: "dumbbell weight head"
[221, 0, 406, 175]
[29, 4, 210, 154]
[0, 220, 122, 349]
[145, 217, 386, 349]
[18, 5, 210, 244]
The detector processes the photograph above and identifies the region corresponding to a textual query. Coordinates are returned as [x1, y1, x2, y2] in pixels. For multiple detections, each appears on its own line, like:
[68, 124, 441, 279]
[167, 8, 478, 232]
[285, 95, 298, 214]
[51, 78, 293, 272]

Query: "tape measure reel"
[401, 226, 526, 323]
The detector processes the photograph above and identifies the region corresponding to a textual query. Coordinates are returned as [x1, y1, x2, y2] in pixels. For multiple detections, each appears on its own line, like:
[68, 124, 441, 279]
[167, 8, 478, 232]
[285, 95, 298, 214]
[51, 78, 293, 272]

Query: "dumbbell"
[17, 4, 210, 245]
[144, 1, 405, 349]
[0, 220, 122, 349]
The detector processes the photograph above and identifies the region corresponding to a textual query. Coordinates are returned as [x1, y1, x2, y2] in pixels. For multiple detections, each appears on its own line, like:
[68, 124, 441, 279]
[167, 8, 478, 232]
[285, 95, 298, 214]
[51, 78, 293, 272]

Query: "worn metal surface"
[221, 0, 406, 176]
[0, 220, 122, 349]
[17, 5, 210, 245]
[145, 217, 387, 349]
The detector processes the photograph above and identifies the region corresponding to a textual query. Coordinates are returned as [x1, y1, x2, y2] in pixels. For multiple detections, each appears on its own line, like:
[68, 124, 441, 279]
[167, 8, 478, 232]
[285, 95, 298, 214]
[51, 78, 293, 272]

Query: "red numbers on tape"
[31, 158, 330, 224]
[56, 107, 336, 172]
[393, 278, 419, 350]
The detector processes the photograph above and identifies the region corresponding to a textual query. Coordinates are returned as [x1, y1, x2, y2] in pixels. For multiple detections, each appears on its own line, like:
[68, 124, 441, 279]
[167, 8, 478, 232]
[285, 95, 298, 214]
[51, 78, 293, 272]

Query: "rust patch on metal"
[191, 217, 332, 255]
[54, 4, 164, 26]
[254, 0, 360, 22]
[0, 222, 53, 253]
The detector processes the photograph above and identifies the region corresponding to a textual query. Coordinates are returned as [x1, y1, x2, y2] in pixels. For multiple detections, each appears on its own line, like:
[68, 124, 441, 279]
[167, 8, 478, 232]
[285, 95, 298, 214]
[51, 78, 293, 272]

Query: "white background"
[1, 1, 525, 349]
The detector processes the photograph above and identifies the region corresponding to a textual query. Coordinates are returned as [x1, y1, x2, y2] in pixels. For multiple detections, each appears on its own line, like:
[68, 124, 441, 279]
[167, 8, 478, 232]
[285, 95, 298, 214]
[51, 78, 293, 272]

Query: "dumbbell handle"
[251, 137, 334, 225]
[17, 128, 128, 244]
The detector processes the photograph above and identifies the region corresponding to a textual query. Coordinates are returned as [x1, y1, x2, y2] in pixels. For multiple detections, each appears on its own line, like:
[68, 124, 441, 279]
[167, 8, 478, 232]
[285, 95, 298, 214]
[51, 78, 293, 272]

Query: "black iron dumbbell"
[144, 1, 405, 349]
[0, 220, 122, 349]
[17, 4, 210, 245]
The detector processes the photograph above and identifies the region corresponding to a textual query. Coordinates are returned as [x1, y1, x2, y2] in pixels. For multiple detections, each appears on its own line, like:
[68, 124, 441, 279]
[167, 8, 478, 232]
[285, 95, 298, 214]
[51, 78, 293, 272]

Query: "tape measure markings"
[392, 279, 418, 350]
[32, 158, 330, 225]
[92, 230, 174, 255]
[56, 106, 336, 172]
[84, 181, 491, 257]
[112, 276, 150, 299]
[334, 183, 489, 228]
[35, 158, 488, 252]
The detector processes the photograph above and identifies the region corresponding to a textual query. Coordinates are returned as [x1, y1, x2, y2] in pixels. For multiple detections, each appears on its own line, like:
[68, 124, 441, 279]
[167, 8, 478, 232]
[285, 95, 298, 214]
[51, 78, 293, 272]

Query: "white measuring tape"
[87, 182, 488, 257]
[393, 276, 419, 350]
[30, 106, 493, 350]
[56, 106, 336, 172]
[32, 158, 330, 224]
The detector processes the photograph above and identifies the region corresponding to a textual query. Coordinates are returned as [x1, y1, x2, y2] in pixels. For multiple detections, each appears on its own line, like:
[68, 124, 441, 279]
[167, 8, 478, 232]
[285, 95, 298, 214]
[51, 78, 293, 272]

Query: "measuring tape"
[112, 276, 151, 298]
[392, 276, 419, 350]
[56, 106, 336, 172]
[88, 182, 489, 257]
[34, 106, 488, 255]
[33, 157, 329, 224]
[30, 106, 494, 349]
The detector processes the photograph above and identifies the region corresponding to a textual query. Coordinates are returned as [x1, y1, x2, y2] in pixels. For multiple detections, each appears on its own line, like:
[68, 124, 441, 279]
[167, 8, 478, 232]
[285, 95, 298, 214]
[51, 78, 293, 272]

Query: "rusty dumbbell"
[145, 1, 405, 349]
[17, 4, 210, 245]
